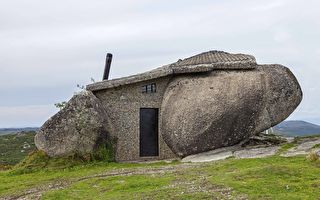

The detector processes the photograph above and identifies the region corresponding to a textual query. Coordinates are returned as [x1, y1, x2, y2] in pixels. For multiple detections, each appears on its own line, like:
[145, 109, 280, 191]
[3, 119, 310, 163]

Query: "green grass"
[206, 156, 320, 200]
[276, 142, 297, 155]
[11, 140, 115, 174]
[0, 159, 177, 198]
[1, 134, 320, 199]
[0, 131, 36, 165]
[1, 155, 319, 199]
[42, 174, 176, 200]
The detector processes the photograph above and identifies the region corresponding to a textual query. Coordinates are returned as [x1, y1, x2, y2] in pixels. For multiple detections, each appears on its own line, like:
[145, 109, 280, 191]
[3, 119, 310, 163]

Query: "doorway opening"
[139, 108, 159, 157]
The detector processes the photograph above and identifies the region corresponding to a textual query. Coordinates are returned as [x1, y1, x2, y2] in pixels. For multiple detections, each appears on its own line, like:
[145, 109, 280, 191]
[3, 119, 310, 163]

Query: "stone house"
[35, 50, 302, 162]
[86, 51, 258, 161]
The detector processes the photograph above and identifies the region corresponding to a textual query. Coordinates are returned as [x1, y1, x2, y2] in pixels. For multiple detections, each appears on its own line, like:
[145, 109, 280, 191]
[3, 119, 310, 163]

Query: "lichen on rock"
[161, 65, 302, 157]
[35, 90, 114, 158]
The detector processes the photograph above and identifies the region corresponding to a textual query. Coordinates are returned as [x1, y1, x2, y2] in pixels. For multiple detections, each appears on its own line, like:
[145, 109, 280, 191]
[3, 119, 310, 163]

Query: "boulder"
[35, 90, 112, 157]
[161, 65, 302, 157]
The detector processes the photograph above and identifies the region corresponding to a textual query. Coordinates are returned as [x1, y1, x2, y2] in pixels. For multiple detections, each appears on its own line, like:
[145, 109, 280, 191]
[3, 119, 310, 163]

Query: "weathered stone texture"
[93, 76, 177, 161]
[161, 65, 302, 157]
[34, 91, 111, 157]
[253, 65, 303, 133]
[37, 50, 302, 160]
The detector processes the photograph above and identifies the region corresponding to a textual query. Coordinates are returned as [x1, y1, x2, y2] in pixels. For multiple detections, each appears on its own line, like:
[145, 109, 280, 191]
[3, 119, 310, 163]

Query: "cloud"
[0, 0, 320, 126]
[250, 1, 286, 11]
[0, 105, 57, 127]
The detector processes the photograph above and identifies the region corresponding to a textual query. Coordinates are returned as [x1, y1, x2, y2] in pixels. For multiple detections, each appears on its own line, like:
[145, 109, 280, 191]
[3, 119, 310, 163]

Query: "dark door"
[140, 108, 159, 157]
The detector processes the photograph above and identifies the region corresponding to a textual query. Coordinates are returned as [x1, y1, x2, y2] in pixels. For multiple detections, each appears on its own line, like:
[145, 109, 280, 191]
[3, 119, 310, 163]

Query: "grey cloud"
[0, 105, 57, 127]
[0, 0, 319, 127]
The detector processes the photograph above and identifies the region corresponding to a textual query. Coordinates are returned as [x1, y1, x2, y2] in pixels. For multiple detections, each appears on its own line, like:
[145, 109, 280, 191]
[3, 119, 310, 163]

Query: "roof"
[87, 50, 257, 91]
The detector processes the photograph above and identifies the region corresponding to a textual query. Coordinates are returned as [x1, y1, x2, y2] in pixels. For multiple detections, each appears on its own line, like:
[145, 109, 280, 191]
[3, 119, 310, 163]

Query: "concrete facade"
[93, 76, 177, 161]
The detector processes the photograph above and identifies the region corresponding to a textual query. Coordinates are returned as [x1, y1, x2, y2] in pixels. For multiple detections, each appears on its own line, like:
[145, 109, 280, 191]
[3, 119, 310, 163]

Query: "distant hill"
[0, 131, 37, 165]
[274, 120, 320, 137]
[0, 127, 39, 135]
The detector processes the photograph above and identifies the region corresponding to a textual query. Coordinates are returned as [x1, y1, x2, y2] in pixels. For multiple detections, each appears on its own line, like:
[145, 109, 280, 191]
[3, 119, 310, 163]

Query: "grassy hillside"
[274, 120, 320, 137]
[0, 131, 36, 165]
[0, 155, 319, 199]
[0, 128, 39, 135]
[0, 133, 319, 199]
[1, 135, 320, 200]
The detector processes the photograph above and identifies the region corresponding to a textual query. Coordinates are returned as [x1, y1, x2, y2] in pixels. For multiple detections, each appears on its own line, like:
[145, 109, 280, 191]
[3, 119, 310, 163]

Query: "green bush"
[91, 142, 115, 162]
[12, 141, 115, 174]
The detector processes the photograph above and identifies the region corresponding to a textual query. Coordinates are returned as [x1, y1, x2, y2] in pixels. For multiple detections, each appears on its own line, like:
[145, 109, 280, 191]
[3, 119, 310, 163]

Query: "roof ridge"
[171, 50, 256, 68]
[86, 50, 257, 91]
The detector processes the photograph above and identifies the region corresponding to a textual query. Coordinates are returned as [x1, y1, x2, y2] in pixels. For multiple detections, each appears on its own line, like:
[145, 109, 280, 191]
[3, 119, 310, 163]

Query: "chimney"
[103, 53, 113, 80]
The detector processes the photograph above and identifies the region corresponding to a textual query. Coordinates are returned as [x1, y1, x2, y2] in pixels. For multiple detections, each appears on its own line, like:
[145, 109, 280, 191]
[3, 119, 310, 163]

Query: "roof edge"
[87, 51, 257, 92]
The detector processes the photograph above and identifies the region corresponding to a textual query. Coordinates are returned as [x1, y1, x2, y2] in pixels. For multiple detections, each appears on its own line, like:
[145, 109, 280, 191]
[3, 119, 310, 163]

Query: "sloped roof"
[87, 50, 257, 91]
[174, 50, 255, 67]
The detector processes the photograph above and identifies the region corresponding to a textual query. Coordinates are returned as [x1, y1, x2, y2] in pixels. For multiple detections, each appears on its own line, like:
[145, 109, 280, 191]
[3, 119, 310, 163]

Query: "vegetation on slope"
[0, 131, 36, 166]
[0, 155, 319, 199]
[1, 133, 320, 199]
[13, 143, 115, 174]
[0, 131, 115, 169]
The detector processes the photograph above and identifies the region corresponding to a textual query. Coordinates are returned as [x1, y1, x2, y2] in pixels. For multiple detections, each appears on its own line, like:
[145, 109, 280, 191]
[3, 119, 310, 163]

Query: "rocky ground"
[182, 134, 320, 162]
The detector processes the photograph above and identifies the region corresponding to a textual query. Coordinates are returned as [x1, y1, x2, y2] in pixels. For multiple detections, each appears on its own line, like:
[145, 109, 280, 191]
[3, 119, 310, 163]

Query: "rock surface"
[182, 135, 320, 163]
[281, 138, 320, 157]
[181, 147, 235, 163]
[182, 146, 280, 163]
[35, 91, 112, 157]
[234, 146, 280, 159]
[161, 65, 302, 157]
[182, 134, 285, 162]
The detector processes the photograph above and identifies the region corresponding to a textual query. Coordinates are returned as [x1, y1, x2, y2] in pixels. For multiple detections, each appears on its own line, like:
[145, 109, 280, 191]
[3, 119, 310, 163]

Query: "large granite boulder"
[161, 64, 302, 157]
[35, 90, 112, 157]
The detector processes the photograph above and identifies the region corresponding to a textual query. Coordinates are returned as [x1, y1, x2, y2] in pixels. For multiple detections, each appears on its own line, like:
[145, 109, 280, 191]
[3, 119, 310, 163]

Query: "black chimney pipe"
[103, 53, 113, 80]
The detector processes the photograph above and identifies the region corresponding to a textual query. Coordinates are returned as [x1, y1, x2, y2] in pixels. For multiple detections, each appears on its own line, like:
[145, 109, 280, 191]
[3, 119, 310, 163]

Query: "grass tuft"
[277, 142, 297, 155]
[91, 141, 115, 162]
[306, 151, 319, 162]
[11, 141, 115, 174]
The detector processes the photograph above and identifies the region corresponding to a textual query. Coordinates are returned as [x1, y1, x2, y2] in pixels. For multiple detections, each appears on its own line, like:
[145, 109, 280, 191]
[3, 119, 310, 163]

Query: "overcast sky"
[0, 0, 319, 127]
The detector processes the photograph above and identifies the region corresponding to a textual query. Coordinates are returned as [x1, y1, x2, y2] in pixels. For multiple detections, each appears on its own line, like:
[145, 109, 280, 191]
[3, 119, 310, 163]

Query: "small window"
[141, 83, 156, 93]
[142, 85, 147, 93]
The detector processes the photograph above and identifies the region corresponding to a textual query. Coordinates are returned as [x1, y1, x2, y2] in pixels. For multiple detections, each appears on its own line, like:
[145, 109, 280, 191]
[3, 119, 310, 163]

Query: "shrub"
[11, 140, 116, 174]
[91, 142, 115, 162]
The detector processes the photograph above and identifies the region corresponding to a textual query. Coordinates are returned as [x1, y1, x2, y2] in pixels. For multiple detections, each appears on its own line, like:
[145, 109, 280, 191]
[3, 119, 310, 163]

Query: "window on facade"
[142, 83, 156, 93]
